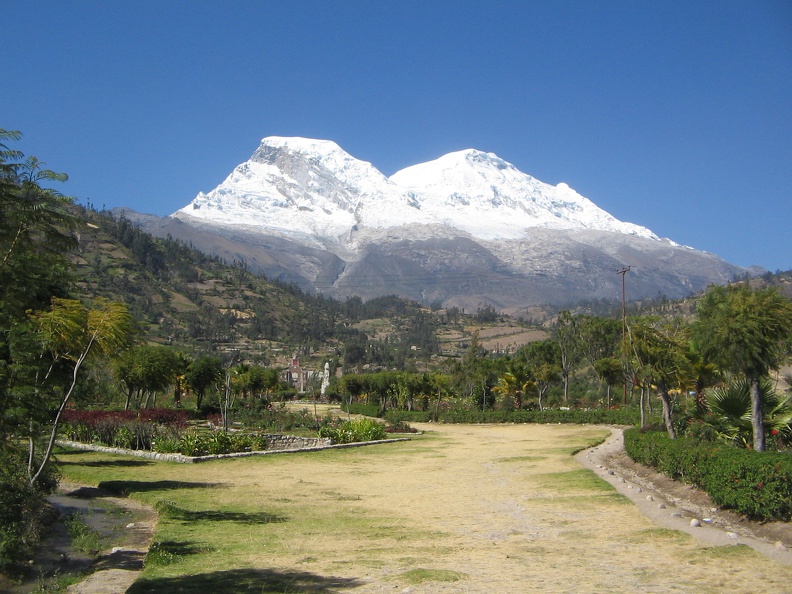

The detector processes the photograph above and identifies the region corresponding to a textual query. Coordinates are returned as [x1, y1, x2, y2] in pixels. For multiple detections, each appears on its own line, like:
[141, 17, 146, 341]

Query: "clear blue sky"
[4, 1, 791, 271]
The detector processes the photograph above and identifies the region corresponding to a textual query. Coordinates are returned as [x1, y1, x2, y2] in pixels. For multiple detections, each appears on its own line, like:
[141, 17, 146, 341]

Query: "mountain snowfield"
[177, 136, 661, 245]
[153, 136, 745, 310]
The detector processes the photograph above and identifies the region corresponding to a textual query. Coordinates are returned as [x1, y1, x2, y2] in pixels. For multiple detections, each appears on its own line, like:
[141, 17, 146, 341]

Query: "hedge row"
[624, 428, 792, 521]
[368, 407, 644, 426]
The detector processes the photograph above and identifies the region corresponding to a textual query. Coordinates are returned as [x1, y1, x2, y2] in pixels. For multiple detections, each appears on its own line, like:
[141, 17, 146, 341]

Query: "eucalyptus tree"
[577, 315, 622, 368]
[428, 371, 451, 419]
[553, 311, 582, 403]
[692, 284, 792, 451]
[446, 331, 501, 410]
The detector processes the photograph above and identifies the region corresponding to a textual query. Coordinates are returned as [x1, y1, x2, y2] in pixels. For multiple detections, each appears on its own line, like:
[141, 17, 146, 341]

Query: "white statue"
[320, 361, 330, 396]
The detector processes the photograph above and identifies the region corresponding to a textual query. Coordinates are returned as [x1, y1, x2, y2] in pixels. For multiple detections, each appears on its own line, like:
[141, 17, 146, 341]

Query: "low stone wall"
[55, 435, 409, 464]
[263, 434, 330, 451]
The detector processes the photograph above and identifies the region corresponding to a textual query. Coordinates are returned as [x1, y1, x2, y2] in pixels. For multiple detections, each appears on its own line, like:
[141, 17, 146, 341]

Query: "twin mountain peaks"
[127, 136, 745, 313]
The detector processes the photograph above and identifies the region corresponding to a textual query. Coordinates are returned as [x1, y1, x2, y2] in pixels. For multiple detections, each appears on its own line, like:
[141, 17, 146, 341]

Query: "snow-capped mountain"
[134, 136, 746, 310]
[177, 137, 660, 244]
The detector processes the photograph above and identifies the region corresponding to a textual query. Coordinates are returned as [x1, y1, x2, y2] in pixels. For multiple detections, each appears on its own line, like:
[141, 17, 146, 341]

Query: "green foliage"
[692, 284, 792, 450]
[185, 356, 223, 409]
[343, 403, 381, 418]
[702, 377, 791, 447]
[63, 512, 102, 554]
[149, 431, 269, 457]
[0, 443, 58, 574]
[318, 417, 387, 444]
[624, 427, 792, 520]
[380, 405, 643, 425]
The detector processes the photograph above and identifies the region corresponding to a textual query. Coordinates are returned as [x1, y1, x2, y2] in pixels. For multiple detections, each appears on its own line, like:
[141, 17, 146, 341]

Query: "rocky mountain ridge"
[127, 137, 748, 311]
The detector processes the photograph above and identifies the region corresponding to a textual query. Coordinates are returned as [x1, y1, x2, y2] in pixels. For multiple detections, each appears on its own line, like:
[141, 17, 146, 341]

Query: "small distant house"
[284, 355, 318, 393]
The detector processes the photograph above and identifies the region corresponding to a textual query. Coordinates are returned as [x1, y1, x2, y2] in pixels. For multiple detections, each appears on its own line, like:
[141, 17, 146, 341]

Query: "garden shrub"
[624, 427, 792, 521]
[319, 417, 386, 444]
[61, 409, 190, 450]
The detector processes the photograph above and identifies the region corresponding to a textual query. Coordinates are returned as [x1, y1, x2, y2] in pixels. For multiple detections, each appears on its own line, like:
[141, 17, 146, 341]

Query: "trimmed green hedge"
[624, 428, 792, 521]
[373, 407, 644, 426]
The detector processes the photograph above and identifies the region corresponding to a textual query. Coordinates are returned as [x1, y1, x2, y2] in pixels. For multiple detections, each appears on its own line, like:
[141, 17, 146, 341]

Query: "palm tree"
[494, 362, 533, 410]
[705, 377, 792, 448]
[693, 284, 792, 451]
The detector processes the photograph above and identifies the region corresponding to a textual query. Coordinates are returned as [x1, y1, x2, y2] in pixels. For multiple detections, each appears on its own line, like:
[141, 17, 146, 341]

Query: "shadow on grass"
[59, 459, 155, 468]
[96, 480, 222, 496]
[127, 568, 363, 593]
[175, 509, 286, 524]
[146, 539, 215, 564]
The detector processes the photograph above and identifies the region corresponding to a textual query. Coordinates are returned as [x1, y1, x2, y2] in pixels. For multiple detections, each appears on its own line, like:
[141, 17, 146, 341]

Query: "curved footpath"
[576, 427, 792, 566]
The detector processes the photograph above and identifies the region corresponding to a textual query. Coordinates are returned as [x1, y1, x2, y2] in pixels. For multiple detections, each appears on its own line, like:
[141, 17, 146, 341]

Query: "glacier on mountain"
[176, 136, 661, 244]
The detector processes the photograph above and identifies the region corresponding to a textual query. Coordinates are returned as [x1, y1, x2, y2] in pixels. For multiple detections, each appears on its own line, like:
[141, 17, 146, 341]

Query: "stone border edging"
[576, 426, 792, 566]
[56, 437, 411, 463]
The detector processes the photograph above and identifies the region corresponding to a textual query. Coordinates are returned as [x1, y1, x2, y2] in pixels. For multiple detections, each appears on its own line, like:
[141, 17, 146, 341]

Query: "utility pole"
[616, 266, 631, 404]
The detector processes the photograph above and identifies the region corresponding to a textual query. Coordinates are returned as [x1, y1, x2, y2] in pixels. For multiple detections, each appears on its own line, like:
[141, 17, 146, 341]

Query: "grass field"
[56, 423, 792, 593]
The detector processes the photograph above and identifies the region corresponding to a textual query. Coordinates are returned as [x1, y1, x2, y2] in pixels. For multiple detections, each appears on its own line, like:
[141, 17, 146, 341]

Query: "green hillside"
[70, 206, 545, 372]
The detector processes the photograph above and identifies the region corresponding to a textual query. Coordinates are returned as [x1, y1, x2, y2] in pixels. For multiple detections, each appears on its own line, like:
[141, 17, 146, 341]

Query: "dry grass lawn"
[57, 423, 792, 593]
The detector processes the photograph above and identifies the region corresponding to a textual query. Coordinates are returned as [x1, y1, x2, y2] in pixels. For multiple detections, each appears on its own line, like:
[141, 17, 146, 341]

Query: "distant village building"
[283, 355, 319, 394]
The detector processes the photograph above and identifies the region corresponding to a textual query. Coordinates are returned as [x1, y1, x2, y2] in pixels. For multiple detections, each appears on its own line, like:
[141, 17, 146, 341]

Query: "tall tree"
[185, 356, 223, 409]
[554, 311, 581, 402]
[693, 284, 792, 451]
[24, 298, 136, 485]
[626, 317, 690, 439]
[114, 345, 184, 409]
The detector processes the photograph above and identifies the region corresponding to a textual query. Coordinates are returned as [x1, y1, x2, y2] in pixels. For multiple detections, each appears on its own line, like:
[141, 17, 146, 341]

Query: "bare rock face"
[122, 137, 748, 309]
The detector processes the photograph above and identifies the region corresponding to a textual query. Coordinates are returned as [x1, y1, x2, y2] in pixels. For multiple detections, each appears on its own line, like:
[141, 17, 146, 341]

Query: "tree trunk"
[30, 344, 91, 486]
[658, 386, 676, 439]
[750, 377, 765, 451]
[563, 372, 569, 403]
[639, 388, 646, 429]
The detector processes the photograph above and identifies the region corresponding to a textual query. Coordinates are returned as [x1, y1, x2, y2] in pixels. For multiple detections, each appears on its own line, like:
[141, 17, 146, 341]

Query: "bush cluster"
[61, 409, 189, 450]
[624, 427, 792, 521]
[318, 417, 387, 444]
[233, 402, 320, 432]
